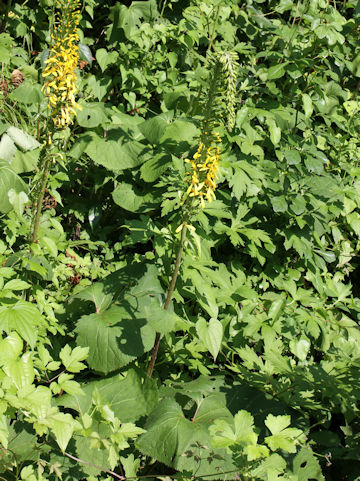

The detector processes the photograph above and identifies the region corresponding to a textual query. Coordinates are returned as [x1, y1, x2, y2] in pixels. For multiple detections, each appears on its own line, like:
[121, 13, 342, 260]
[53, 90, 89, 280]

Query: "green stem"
[31, 156, 51, 244]
[147, 225, 188, 378]
[208, 5, 221, 52]
[36, 104, 41, 142]
[159, 0, 168, 21]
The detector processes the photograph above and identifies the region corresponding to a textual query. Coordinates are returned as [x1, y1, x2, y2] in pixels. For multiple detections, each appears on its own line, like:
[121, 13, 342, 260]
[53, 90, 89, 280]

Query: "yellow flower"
[41, 0, 81, 129]
[182, 133, 221, 208]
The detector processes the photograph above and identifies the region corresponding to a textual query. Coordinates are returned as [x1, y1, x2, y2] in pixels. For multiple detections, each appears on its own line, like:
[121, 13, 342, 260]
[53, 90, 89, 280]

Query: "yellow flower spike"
[182, 131, 221, 208]
[42, 0, 80, 129]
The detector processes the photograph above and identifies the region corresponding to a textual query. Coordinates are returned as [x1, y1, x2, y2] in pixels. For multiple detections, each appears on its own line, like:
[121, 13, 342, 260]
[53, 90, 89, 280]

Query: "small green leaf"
[290, 336, 310, 361]
[57, 373, 83, 395]
[40, 49, 49, 68]
[49, 412, 80, 452]
[96, 48, 118, 71]
[59, 345, 89, 373]
[3, 279, 31, 291]
[271, 196, 288, 213]
[0, 300, 41, 348]
[78, 43, 92, 65]
[290, 195, 306, 215]
[284, 150, 301, 165]
[196, 318, 223, 360]
[267, 64, 286, 80]
[302, 93, 313, 118]
[40, 236, 58, 258]
[0, 332, 23, 365]
[265, 414, 303, 453]
[267, 119, 281, 145]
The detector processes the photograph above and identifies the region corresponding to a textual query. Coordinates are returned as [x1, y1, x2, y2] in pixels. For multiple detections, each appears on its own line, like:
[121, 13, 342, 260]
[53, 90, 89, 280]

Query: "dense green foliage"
[1, 0, 360, 479]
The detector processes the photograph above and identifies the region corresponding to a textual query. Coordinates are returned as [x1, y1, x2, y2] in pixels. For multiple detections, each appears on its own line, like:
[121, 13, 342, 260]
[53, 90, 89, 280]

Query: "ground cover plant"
[0, 0, 360, 479]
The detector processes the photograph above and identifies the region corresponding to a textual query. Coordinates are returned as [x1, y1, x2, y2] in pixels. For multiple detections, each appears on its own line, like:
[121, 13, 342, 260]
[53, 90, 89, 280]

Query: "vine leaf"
[0, 300, 41, 348]
[75, 306, 155, 374]
[137, 396, 236, 479]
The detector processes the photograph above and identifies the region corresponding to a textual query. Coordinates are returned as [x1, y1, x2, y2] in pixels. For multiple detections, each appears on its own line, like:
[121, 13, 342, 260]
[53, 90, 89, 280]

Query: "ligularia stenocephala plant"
[31, 0, 81, 244]
[148, 50, 239, 377]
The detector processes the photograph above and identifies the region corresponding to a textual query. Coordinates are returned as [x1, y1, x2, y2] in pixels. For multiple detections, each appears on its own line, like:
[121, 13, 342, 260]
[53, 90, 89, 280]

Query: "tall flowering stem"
[147, 53, 238, 378]
[31, 0, 81, 244]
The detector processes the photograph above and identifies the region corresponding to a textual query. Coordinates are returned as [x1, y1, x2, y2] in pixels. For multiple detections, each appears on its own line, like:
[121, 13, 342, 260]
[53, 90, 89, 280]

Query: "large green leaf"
[137, 396, 236, 478]
[0, 134, 17, 162]
[75, 305, 156, 374]
[0, 420, 38, 472]
[112, 182, 157, 212]
[58, 369, 158, 422]
[160, 120, 198, 153]
[7, 127, 40, 152]
[9, 82, 43, 104]
[138, 116, 168, 145]
[140, 153, 172, 182]
[76, 102, 108, 127]
[0, 332, 23, 366]
[3, 352, 35, 389]
[73, 282, 114, 314]
[10, 148, 40, 173]
[0, 300, 41, 348]
[291, 448, 325, 480]
[85, 136, 145, 172]
[0, 33, 12, 63]
[107, 0, 158, 42]
[0, 161, 28, 214]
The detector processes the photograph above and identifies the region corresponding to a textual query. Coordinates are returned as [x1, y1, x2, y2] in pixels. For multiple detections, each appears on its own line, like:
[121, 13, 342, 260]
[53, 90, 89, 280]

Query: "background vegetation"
[1, 0, 360, 480]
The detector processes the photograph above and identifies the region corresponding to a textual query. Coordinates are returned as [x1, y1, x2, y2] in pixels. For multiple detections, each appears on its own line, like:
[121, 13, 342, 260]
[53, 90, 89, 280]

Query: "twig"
[40, 370, 65, 384]
[64, 452, 240, 481]
[64, 452, 125, 480]
[147, 224, 188, 378]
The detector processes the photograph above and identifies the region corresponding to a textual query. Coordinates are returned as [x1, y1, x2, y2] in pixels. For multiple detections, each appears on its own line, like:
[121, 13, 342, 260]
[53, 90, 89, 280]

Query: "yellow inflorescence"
[183, 132, 221, 208]
[42, 0, 81, 129]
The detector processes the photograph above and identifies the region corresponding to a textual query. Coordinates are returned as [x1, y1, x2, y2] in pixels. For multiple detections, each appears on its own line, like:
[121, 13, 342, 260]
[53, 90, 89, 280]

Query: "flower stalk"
[31, 0, 80, 244]
[31, 156, 51, 244]
[147, 224, 188, 378]
[147, 51, 238, 377]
